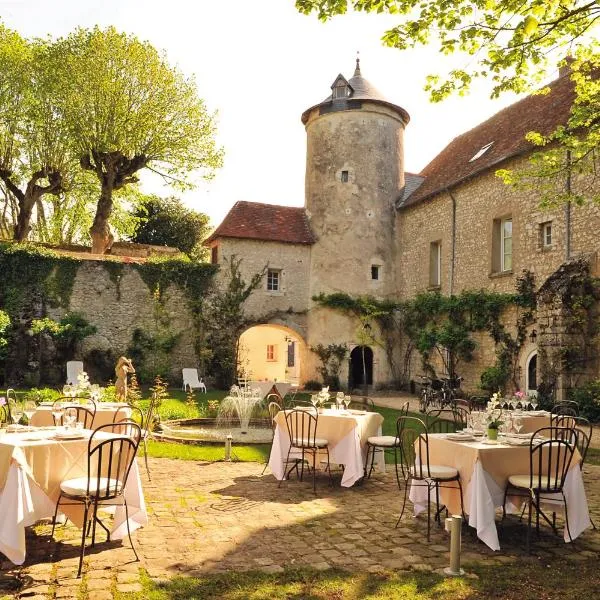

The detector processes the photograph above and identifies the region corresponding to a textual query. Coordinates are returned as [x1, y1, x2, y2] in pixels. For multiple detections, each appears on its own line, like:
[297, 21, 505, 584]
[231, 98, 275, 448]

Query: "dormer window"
[469, 142, 494, 162]
[331, 74, 352, 100]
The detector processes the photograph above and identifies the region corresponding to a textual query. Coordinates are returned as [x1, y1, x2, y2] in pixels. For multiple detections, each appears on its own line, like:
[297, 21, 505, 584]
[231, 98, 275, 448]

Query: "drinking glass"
[531, 397, 539, 410]
[344, 395, 351, 410]
[52, 403, 64, 426]
[310, 395, 319, 411]
[336, 391, 344, 410]
[11, 403, 23, 425]
[64, 408, 76, 429]
[513, 417, 523, 434]
[24, 401, 36, 425]
[62, 384, 72, 397]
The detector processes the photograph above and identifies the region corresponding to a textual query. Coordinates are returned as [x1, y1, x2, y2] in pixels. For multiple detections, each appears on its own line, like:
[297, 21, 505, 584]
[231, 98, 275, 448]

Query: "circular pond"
[156, 417, 272, 445]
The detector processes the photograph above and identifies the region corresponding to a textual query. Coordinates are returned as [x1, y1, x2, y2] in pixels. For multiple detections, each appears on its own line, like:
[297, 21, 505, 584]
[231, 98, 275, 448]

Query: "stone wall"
[46, 261, 198, 384]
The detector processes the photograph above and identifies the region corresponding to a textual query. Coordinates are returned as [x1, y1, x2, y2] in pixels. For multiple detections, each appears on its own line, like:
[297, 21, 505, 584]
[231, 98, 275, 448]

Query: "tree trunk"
[90, 181, 115, 254]
[13, 188, 40, 242]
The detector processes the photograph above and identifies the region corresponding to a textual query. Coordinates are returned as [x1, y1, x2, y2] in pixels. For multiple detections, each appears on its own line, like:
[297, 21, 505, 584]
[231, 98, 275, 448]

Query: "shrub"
[568, 380, 600, 423]
[480, 365, 509, 393]
[303, 379, 322, 391]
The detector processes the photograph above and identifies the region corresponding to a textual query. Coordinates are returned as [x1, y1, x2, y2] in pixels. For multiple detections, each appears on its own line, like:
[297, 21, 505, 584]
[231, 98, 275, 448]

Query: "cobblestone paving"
[3, 458, 600, 599]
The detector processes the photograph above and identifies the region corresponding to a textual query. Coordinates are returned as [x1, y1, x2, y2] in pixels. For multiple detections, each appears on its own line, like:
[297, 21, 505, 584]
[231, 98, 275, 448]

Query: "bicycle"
[439, 376, 463, 409]
[418, 376, 443, 412]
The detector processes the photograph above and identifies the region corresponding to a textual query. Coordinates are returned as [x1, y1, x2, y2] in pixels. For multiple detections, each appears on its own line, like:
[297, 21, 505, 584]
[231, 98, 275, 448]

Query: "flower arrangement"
[486, 409, 503, 430]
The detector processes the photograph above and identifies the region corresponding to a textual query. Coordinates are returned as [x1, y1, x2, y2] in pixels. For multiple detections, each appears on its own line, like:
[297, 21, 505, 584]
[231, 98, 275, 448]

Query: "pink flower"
[0, 397, 6, 406]
[515, 390, 524, 399]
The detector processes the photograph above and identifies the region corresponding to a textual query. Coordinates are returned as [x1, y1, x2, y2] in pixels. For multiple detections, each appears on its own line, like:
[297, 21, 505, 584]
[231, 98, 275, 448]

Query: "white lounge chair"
[182, 368, 207, 393]
[66, 361, 84, 386]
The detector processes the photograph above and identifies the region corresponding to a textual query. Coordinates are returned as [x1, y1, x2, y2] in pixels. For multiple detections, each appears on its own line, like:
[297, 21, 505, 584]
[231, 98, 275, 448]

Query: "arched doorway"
[349, 346, 373, 390]
[526, 352, 538, 395]
[238, 324, 305, 384]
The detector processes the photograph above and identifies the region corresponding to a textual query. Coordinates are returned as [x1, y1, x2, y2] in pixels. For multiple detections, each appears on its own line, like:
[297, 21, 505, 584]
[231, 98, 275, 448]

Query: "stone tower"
[302, 58, 410, 300]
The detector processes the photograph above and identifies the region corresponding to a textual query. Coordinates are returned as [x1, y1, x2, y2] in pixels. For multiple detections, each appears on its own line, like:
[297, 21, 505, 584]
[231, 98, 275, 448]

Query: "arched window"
[527, 352, 537, 393]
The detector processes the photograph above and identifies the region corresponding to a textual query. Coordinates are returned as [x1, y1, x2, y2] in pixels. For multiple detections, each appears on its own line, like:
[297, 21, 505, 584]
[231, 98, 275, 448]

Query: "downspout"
[565, 149, 572, 260]
[447, 189, 457, 295]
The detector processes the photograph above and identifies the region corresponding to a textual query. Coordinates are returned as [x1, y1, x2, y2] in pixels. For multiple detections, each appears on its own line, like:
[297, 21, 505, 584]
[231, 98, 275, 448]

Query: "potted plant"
[486, 408, 503, 441]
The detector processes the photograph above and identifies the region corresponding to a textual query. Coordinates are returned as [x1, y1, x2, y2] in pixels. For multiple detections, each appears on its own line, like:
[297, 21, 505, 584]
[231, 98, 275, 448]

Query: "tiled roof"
[397, 173, 425, 207]
[403, 72, 576, 206]
[205, 201, 315, 245]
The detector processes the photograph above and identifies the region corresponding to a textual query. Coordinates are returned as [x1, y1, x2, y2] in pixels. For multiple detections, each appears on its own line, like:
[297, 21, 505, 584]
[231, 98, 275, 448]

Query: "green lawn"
[112, 558, 600, 600]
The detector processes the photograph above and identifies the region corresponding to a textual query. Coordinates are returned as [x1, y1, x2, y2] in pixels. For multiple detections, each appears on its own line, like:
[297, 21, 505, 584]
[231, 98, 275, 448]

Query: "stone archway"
[526, 351, 538, 395]
[238, 324, 307, 384]
[349, 345, 373, 390]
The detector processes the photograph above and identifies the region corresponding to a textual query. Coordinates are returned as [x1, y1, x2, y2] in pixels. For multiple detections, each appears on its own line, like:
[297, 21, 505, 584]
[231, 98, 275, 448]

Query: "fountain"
[157, 384, 272, 445]
[217, 385, 264, 434]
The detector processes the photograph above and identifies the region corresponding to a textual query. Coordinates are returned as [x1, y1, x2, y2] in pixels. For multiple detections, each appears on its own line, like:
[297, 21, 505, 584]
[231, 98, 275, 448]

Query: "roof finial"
[354, 51, 361, 76]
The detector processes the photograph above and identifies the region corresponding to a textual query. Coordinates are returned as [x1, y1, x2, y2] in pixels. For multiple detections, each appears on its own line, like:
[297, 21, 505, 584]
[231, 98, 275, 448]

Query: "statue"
[115, 356, 135, 401]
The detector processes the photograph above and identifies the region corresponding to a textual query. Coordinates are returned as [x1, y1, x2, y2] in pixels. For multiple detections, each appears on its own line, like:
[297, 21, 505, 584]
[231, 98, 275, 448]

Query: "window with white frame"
[267, 269, 281, 292]
[541, 221, 552, 248]
[429, 241, 441, 287]
[501, 218, 512, 271]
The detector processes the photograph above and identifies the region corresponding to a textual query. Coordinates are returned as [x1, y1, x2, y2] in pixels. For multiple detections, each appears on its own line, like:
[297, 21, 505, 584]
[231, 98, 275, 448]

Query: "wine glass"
[24, 401, 36, 425]
[62, 384, 72, 397]
[310, 395, 319, 411]
[530, 396, 539, 411]
[513, 416, 523, 434]
[64, 408, 76, 429]
[344, 394, 352, 411]
[11, 402, 23, 426]
[52, 402, 64, 426]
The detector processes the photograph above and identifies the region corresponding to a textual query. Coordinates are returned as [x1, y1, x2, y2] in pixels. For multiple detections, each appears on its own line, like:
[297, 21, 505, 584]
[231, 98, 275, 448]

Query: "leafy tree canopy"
[49, 26, 224, 253]
[130, 195, 211, 261]
[295, 1, 600, 204]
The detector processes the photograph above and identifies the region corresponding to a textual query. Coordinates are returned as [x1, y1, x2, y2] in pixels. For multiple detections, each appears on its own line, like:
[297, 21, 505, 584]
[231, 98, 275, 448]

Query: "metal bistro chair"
[364, 401, 409, 488]
[426, 407, 463, 433]
[280, 408, 332, 493]
[501, 425, 578, 553]
[117, 394, 161, 481]
[53, 404, 95, 428]
[551, 401, 579, 417]
[396, 416, 465, 541]
[51, 421, 142, 577]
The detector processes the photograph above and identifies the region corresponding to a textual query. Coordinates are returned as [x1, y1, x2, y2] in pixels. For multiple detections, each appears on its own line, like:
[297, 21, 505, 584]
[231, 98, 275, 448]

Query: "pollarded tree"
[296, 1, 600, 204]
[0, 28, 73, 241]
[50, 26, 224, 254]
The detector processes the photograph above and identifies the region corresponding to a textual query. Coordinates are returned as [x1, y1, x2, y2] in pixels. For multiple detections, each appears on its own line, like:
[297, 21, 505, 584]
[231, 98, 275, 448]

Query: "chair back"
[552, 416, 591, 467]
[452, 406, 469, 428]
[268, 401, 281, 432]
[66, 361, 84, 386]
[0, 403, 10, 425]
[182, 368, 201, 388]
[96, 420, 142, 447]
[426, 408, 459, 433]
[529, 426, 578, 493]
[86, 425, 141, 500]
[551, 401, 579, 416]
[284, 385, 299, 407]
[284, 408, 319, 449]
[350, 397, 375, 411]
[398, 416, 431, 480]
[60, 405, 95, 428]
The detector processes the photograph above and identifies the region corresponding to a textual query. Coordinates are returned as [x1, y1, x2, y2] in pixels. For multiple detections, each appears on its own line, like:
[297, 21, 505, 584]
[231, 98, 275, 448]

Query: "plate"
[504, 437, 530, 446]
[54, 432, 86, 440]
[447, 433, 475, 441]
[481, 439, 499, 445]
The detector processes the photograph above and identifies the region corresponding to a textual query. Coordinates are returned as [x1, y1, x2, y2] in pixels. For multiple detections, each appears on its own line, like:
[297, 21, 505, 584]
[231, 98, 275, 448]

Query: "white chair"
[66, 361, 84, 386]
[182, 368, 206, 393]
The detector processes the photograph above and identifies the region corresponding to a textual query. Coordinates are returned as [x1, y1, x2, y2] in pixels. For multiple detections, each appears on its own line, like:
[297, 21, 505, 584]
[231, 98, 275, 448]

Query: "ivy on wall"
[313, 271, 537, 392]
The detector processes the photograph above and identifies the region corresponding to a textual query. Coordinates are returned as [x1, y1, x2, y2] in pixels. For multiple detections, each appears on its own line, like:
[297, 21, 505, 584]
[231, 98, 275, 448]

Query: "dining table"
[30, 402, 131, 429]
[409, 433, 591, 550]
[0, 426, 147, 565]
[269, 407, 384, 487]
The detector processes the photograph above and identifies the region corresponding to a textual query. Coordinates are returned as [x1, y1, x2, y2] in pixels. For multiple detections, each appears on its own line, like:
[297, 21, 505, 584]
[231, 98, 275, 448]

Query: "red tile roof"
[403, 72, 576, 206]
[205, 201, 315, 245]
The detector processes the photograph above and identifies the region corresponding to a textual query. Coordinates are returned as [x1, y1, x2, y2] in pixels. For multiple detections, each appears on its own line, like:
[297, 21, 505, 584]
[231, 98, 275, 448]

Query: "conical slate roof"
[301, 59, 410, 124]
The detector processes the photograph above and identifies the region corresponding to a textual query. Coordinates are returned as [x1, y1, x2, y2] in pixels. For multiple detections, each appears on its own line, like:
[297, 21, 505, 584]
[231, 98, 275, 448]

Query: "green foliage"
[480, 364, 510, 394]
[130, 195, 211, 261]
[48, 25, 224, 250]
[568, 380, 600, 423]
[23, 387, 59, 403]
[0, 310, 10, 351]
[199, 255, 266, 389]
[128, 327, 180, 383]
[310, 343, 348, 390]
[303, 379, 322, 391]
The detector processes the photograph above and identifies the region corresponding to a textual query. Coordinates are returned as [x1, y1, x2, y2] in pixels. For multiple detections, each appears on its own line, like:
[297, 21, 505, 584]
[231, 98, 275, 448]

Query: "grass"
[145, 439, 269, 463]
[112, 557, 600, 600]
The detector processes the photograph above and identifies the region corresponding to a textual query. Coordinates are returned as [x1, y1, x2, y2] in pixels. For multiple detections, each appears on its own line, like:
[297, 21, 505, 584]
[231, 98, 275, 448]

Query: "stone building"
[206, 59, 599, 396]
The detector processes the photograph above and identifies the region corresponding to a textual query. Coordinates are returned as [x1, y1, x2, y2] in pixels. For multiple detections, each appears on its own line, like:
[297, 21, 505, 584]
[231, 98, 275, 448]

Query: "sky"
[0, 0, 553, 228]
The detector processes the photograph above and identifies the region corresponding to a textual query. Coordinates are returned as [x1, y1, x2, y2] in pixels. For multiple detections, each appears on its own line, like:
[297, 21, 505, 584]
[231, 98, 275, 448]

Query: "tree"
[0, 28, 73, 241]
[296, 1, 600, 203]
[50, 26, 223, 254]
[131, 195, 211, 261]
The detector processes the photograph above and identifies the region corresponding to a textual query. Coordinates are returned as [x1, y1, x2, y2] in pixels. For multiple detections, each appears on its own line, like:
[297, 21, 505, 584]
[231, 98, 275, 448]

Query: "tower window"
[267, 269, 281, 291]
[266, 345, 276, 361]
[333, 83, 348, 99]
[341, 170, 349, 183]
[371, 265, 380, 281]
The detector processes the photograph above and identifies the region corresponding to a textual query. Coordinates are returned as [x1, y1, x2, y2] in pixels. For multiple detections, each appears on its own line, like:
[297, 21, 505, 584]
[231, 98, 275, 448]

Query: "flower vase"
[487, 427, 498, 441]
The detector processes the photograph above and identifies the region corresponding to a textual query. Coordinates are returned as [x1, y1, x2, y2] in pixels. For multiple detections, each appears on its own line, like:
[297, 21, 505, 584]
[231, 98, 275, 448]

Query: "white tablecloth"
[409, 435, 591, 550]
[0, 430, 147, 564]
[269, 409, 384, 487]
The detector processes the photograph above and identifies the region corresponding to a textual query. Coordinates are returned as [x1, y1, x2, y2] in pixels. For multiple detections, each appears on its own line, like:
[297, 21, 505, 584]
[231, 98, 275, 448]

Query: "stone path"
[4, 457, 600, 599]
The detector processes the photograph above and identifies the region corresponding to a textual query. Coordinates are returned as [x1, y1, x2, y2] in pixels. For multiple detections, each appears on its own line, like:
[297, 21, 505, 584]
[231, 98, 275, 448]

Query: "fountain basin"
[155, 417, 272, 445]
